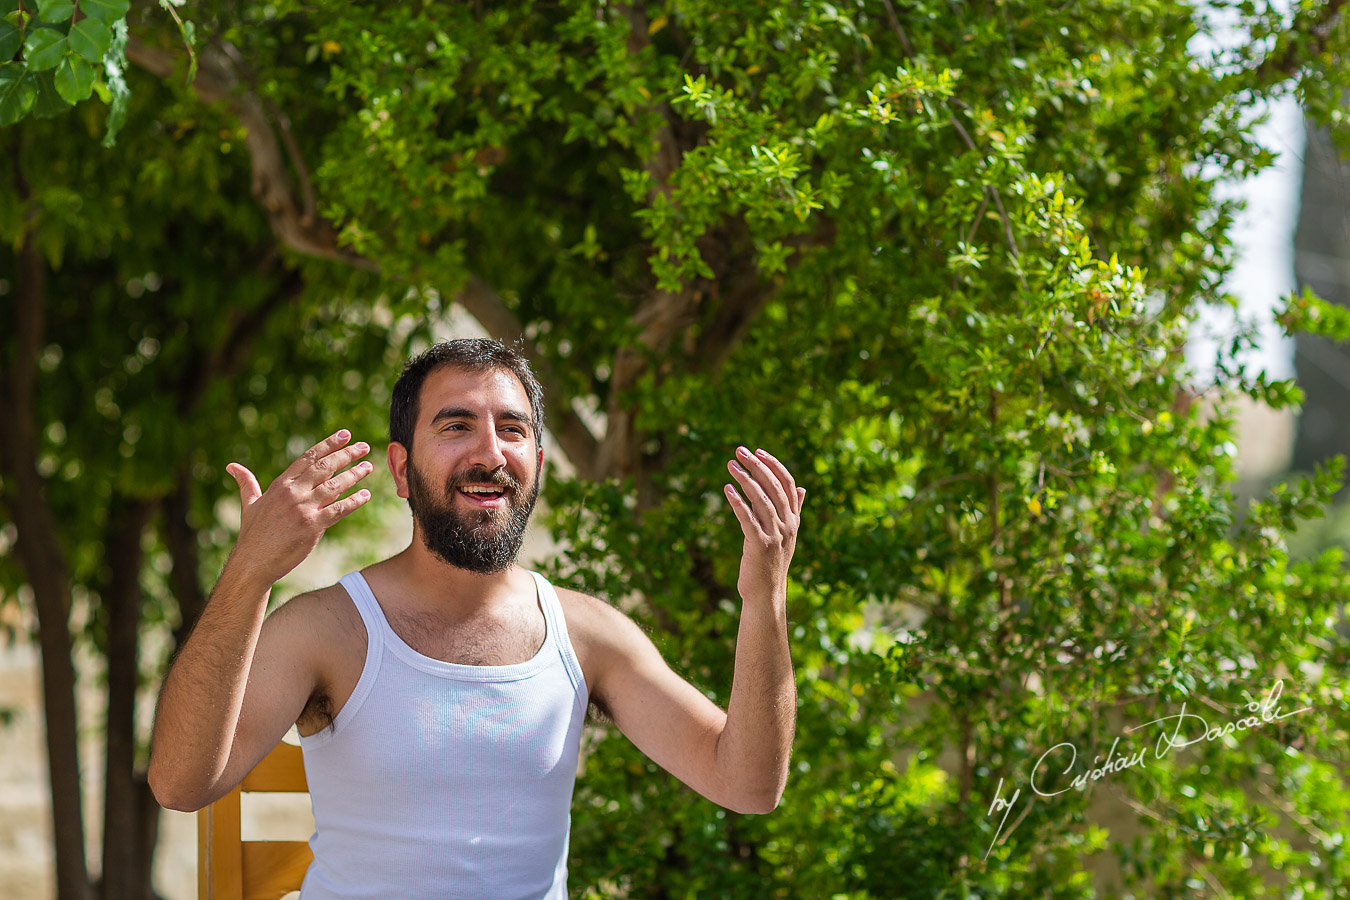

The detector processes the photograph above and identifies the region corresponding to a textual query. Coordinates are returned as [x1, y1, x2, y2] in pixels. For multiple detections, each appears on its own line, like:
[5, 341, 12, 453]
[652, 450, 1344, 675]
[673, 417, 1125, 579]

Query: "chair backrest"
[198, 741, 313, 900]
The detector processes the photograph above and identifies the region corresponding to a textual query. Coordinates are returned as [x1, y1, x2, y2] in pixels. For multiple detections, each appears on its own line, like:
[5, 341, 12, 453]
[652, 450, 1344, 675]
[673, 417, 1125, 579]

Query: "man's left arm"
[582, 446, 804, 814]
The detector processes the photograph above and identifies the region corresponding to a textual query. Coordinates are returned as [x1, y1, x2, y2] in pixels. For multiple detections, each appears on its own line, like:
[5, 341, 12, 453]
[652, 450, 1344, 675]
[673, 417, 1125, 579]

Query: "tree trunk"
[100, 497, 158, 900]
[165, 474, 208, 650]
[136, 771, 162, 900]
[1292, 118, 1350, 480]
[0, 219, 92, 900]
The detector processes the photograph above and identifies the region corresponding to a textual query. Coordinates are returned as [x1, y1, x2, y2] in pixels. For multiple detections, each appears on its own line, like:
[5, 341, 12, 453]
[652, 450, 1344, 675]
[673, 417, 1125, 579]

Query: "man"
[148, 338, 805, 899]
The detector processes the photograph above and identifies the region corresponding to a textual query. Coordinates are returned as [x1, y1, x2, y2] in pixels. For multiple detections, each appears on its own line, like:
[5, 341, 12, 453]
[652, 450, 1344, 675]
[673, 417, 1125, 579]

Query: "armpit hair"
[586, 693, 613, 726]
[301, 690, 337, 734]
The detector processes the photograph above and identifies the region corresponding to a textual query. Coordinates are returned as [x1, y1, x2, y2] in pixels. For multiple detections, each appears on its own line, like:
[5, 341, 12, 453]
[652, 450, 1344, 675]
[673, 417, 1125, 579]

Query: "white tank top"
[297, 569, 589, 900]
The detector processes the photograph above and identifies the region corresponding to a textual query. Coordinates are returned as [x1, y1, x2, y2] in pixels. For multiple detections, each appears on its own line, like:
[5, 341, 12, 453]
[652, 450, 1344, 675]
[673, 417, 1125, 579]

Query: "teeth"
[460, 486, 503, 494]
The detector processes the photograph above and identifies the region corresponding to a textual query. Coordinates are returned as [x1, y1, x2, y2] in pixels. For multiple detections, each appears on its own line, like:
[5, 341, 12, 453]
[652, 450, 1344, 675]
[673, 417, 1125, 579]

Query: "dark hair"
[390, 339, 545, 450]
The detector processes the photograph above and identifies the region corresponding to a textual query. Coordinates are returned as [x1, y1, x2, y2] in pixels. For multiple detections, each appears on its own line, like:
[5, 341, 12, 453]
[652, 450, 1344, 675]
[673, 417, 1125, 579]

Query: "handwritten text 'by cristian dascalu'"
[983, 678, 1313, 860]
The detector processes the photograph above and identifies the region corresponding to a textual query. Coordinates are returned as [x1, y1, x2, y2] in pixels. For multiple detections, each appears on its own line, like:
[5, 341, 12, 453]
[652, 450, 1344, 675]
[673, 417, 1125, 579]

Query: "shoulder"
[550, 584, 668, 692]
[263, 581, 366, 652]
[552, 586, 645, 650]
[268, 581, 355, 622]
[263, 582, 367, 734]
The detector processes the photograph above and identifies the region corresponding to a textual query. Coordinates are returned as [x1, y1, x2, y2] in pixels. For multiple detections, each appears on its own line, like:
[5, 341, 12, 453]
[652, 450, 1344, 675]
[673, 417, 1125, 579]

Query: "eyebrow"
[429, 407, 533, 431]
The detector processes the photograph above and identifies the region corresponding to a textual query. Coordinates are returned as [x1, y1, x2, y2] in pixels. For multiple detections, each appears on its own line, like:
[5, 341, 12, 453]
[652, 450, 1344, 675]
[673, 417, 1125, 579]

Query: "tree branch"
[171, 264, 305, 415]
[126, 36, 372, 271]
[217, 40, 319, 226]
[879, 0, 917, 59]
[1252, 0, 1349, 82]
[621, 2, 683, 203]
[694, 213, 838, 371]
[694, 265, 771, 373]
[100, 494, 158, 900]
[126, 36, 604, 476]
[455, 276, 603, 477]
[598, 285, 702, 486]
[581, 2, 702, 489]
[165, 473, 207, 653]
[0, 166, 91, 899]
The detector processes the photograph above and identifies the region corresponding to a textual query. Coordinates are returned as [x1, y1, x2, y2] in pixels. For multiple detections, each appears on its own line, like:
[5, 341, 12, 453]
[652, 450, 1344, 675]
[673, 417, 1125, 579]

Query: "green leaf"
[66, 18, 110, 61]
[77, 0, 130, 24]
[35, 0, 74, 22]
[0, 61, 35, 124]
[54, 51, 90, 102]
[24, 27, 66, 70]
[31, 66, 66, 115]
[0, 20, 23, 60]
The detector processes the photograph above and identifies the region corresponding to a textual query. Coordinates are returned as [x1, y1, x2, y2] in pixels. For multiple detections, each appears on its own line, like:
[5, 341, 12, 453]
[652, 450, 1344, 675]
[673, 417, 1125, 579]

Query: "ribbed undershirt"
[297, 569, 589, 900]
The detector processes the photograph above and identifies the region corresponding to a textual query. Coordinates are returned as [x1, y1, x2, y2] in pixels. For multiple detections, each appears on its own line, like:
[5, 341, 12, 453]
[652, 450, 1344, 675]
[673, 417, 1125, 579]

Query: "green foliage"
[0, 64, 411, 722]
[1, 0, 131, 129]
[6, 0, 1350, 898]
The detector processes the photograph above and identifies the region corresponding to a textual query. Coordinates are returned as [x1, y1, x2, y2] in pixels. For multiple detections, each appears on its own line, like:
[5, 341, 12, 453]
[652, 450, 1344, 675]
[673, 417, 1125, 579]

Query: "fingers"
[723, 483, 756, 534]
[315, 439, 373, 486]
[314, 458, 375, 503]
[728, 446, 792, 529]
[292, 429, 373, 513]
[742, 446, 793, 519]
[287, 430, 369, 487]
[728, 459, 774, 536]
[226, 463, 263, 506]
[319, 487, 373, 524]
[725, 448, 804, 606]
[238, 428, 373, 517]
[752, 448, 801, 515]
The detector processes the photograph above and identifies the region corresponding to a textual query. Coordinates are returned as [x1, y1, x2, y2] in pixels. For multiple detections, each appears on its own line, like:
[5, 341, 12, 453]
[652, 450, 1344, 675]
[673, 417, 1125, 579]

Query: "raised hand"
[723, 446, 806, 608]
[225, 429, 374, 587]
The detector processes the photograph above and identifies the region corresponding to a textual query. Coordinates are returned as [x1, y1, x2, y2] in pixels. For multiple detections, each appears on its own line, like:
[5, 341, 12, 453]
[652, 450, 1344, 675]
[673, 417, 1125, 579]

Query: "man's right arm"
[148, 430, 372, 812]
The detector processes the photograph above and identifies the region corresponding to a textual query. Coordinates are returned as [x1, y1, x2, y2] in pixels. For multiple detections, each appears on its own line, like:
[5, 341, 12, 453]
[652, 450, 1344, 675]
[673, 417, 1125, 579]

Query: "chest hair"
[298, 596, 549, 735]
[386, 604, 546, 666]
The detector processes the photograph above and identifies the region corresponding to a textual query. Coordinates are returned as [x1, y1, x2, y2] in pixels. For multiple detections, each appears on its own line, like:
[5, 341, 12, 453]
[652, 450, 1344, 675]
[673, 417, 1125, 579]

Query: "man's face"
[401, 366, 542, 574]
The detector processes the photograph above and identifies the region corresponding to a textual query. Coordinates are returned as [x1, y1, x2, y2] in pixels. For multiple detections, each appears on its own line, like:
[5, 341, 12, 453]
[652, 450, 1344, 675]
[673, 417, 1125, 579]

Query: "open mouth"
[457, 485, 509, 508]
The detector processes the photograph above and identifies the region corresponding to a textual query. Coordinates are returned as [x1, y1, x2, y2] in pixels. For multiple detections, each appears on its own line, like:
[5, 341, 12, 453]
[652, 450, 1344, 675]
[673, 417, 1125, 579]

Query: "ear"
[389, 442, 409, 499]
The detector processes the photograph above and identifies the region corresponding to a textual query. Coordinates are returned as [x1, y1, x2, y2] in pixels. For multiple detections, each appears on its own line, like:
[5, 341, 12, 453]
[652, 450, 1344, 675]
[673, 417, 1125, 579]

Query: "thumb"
[226, 463, 263, 507]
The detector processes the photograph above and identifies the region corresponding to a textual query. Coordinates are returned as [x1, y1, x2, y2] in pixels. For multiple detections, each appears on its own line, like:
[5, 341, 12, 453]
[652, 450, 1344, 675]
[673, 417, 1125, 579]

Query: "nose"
[467, 425, 508, 472]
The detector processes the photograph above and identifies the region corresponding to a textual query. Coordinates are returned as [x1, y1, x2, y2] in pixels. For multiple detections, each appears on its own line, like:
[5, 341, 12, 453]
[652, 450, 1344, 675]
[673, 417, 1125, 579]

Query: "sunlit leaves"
[0, 0, 134, 132]
[77, 0, 131, 24]
[67, 18, 112, 62]
[53, 51, 91, 102]
[0, 20, 22, 59]
[34, 0, 74, 23]
[23, 27, 66, 70]
[29, 65, 63, 116]
[0, 61, 34, 124]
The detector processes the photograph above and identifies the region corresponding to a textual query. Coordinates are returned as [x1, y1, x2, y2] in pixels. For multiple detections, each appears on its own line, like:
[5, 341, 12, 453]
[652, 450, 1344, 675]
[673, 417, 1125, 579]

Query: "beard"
[405, 457, 540, 574]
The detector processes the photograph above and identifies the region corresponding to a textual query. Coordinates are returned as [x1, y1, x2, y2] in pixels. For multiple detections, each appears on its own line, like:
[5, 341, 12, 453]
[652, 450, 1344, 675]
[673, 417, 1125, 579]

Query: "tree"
[0, 0, 149, 152]
[6, 0, 1350, 897]
[1291, 114, 1350, 482]
[1, 65, 409, 898]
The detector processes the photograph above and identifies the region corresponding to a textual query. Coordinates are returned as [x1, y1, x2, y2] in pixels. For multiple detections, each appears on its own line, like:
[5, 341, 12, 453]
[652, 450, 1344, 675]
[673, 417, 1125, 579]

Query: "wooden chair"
[198, 741, 313, 900]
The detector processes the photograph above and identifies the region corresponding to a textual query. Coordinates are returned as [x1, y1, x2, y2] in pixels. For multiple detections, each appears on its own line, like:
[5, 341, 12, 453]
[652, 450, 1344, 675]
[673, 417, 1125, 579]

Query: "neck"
[375, 530, 528, 613]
